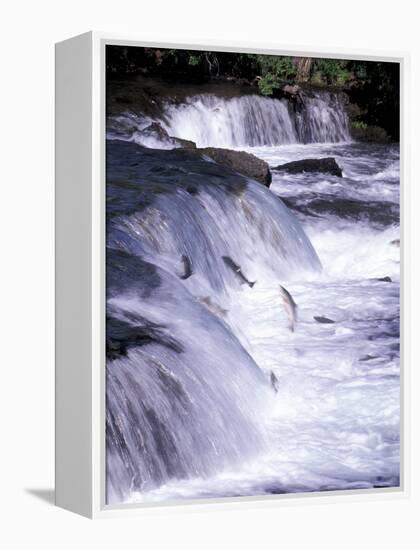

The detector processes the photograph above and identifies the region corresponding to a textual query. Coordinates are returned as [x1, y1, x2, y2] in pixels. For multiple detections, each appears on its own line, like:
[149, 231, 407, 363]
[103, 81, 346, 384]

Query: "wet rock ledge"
[272, 157, 343, 178]
[137, 122, 272, 186]
[196, 147, 272, 186]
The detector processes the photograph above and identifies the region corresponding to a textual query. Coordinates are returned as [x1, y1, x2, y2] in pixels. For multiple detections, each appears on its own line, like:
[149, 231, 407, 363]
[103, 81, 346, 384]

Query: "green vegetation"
[254, 55, 297, 95]
[254, 58, 362, 91]
[106, 47, 392, 93]
[188, 55, 200, 66]
[351, 121, 390, 143]
[352, 121, 369, 130]
[315, 59, 350, 86]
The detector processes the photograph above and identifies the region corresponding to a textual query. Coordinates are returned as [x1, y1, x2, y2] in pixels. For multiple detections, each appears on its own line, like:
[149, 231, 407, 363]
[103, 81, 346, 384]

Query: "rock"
[314, 315, 335, 324]
[132, 125, 271, 184]
[273, 157, 343, 178]
[106, 315, 183, 361]
[390, 239, 400, 247]
[196, 147, 272, 186]
[142, 121, 169, 140]
[283, 84, 301, 97]
[141, 122, 197, 149]
[173, 137, 197, 149]
[106, 337, 127, 360]
[285, 196, 398, 226]
[376, 276, 392, 283]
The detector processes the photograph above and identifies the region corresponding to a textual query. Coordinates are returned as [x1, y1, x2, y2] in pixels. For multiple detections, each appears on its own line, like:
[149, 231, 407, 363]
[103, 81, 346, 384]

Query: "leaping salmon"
[179, 254, 193, 280]
[197, 296, 228, 318]
[222, 256, 255, 288]
[279, 284, 297, 332]
[270, 371, 279, 393]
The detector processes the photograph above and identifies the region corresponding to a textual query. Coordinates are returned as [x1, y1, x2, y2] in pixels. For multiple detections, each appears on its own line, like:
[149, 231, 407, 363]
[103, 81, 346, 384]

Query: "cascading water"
[106, 141, 321, 504]
[161, 92, 350, 147]
[106, 85, 399, 504]
[294, 93, 350, 144]
[161, 94, 297, 147]
[107, 91, 351, 149]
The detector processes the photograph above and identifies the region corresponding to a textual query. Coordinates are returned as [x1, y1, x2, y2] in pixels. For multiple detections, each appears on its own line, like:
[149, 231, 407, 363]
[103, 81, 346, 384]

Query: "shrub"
[255, 55, 297, 95]
[315, 59, 351, 86]
[351, 121, 390, 143]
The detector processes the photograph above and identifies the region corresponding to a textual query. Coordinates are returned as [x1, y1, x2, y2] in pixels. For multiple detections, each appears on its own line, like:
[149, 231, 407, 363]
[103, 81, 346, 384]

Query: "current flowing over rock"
[108, 90, 351, 149]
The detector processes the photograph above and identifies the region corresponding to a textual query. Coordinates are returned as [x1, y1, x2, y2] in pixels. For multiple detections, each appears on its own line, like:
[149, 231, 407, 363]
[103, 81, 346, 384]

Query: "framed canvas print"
[55, 32, 407, 518]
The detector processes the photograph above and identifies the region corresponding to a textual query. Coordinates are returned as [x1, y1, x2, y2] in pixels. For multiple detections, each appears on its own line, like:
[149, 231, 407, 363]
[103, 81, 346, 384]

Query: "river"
[105, 89, 400, 505]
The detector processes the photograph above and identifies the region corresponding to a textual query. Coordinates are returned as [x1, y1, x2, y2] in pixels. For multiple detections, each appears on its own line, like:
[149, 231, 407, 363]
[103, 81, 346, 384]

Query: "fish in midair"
[197, 296, 228, 318]
[222, 256, 255, 288]
[279, 284, 297, 332]
[179, 254, 193, 280]
[270, 371, 279, 393]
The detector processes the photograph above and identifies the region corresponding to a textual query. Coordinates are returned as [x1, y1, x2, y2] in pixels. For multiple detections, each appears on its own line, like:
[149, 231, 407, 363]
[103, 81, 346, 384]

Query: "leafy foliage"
[254, 55, 297, 95]
[257, 72, 280, 95]
[188, 55, 200, 66]
[315, 59, 351, 86]
[352, 121, 368, 130]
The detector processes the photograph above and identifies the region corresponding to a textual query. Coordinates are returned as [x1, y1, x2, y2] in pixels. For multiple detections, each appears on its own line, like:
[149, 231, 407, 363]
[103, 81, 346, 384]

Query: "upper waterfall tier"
[160, 92, 350, 147]
[107, 90, 351, 149]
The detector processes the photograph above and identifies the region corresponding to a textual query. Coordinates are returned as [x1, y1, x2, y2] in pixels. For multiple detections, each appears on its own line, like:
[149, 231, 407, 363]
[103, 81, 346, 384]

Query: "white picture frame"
[55, 31, 409, 518]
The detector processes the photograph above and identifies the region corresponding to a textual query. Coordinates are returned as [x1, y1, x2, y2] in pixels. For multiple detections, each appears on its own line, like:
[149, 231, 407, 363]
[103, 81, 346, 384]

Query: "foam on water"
[123, 142, 400, 504]
[107, 91, 351, 149]
[106, 141, 322, 503]
[106, 93, 399, 504]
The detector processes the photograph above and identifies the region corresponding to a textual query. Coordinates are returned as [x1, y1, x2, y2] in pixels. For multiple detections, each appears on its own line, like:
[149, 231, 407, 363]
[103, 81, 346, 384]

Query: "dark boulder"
[141, 122, 197, 149]
[106, 315, 183, 361]
[273, 157, 343, 178]
[122, 124, 271, 185]
[173, 136, 197, 149]
[196, 147, 272, 186]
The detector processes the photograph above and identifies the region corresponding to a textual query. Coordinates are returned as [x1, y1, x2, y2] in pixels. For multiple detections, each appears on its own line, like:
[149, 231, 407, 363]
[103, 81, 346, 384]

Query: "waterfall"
[106, 262, 271, 503]
[160, 92, 350, 147]
[294, 93, 351, 144]
[161, 94, 297, 147]
[106, 141, 321, 503]
[108, 90, 351, 150]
